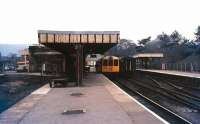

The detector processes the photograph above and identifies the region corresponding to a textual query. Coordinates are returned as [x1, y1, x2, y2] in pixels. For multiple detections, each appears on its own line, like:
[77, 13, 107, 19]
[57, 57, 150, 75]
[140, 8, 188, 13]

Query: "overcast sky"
[0, 0, 199, 44]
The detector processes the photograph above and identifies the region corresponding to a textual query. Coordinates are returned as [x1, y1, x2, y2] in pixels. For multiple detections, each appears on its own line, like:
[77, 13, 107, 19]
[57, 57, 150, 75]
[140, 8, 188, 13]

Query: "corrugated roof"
[38, 30, 120, 35]
[34, 52, 62, 55]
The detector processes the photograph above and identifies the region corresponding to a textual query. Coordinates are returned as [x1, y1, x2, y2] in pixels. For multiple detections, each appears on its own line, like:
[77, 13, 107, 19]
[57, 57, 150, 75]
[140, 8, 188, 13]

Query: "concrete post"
[75, 44, 83, 86]
[63, 56, 66, 73]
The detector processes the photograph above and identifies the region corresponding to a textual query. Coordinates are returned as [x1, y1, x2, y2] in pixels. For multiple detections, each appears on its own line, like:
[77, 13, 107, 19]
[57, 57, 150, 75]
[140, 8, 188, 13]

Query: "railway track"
[141, 76, 200, 110]
[107, 76, 198, 124]
[147, 75, 200, 102]
[156, 76, 200, 91]
[127, 78, 200, 112]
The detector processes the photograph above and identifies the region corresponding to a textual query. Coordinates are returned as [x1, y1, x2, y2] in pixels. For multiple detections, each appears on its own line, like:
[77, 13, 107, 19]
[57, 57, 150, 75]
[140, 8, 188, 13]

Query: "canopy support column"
[76, 44, 83, 86]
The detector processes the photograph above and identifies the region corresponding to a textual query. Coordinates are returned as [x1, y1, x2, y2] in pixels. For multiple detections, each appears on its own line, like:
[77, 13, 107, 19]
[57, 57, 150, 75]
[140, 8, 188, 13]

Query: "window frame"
[103, 60, 108, 66]
[114, 59, 118, 66]
[108, 59, 113, 66]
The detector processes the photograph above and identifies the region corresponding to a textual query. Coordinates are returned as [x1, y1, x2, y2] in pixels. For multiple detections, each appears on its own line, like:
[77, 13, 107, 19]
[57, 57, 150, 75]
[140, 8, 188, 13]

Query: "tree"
[193, 26, 200, 53]
[194, 26, 200, 43]
[170, 30, 182, 44]
[181, 37, 189, 45]
[138, 36, 151, 46]
[120, 39, 132, 44]
[157, 32, 171, 42]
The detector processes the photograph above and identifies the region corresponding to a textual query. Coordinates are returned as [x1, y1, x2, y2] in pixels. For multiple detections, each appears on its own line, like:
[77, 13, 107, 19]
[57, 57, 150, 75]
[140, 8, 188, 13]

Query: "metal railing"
[161, 63, 200, 73]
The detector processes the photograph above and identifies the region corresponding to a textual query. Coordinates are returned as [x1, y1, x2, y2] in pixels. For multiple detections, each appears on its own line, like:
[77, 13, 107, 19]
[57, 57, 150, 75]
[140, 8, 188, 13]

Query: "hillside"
[0, 44, 29, 56]
[143, 39, 196, 63]
[106, 37, 199, 65]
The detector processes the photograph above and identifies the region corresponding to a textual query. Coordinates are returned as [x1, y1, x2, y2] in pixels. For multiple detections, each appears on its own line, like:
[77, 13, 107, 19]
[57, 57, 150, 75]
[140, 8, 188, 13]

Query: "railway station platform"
[137, 69, 200, 79]
[0, 74, 167, 124]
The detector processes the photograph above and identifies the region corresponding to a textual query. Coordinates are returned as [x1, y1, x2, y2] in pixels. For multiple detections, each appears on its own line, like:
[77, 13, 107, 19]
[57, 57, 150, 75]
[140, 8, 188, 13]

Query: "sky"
[0, 0, 200, 44]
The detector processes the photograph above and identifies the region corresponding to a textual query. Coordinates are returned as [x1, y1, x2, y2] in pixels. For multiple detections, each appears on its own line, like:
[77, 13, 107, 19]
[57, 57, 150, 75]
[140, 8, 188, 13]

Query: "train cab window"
[114, 60, 118, 66]
[103, 60, 108, 66]
[109, 60, 113, 66]
[90, 54, 97, 58]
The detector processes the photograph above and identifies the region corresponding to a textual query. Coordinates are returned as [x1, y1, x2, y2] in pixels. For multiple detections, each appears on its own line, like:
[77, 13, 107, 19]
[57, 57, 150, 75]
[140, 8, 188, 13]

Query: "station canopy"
[38, 30, 120, 54]
[37, 30, 120, 84]
[132, 53, 164, 58]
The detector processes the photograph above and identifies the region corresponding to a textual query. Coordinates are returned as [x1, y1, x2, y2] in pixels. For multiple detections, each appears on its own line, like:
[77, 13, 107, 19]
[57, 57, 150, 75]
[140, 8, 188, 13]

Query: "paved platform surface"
[138, 69, 200, 79]
[0, 84, 51, 124]
[0, 74, 167, 124]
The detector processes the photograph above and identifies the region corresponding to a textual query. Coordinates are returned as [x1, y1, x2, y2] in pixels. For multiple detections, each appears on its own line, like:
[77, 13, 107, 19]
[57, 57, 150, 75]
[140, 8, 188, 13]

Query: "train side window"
[109, 60, 113, 66]
[114, 60, 118, 66]
[103, 60, 108, 66]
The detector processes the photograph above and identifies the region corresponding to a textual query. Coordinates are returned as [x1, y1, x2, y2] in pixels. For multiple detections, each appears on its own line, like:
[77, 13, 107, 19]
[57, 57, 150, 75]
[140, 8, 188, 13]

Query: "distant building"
[29, 44, 65, 74]
[16, 49, 30, 72]
[0, 53, 18, 71]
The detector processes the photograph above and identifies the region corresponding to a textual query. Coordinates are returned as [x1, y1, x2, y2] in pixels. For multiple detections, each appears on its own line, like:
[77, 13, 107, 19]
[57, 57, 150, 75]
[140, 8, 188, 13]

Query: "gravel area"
[0, 72, 55, 113]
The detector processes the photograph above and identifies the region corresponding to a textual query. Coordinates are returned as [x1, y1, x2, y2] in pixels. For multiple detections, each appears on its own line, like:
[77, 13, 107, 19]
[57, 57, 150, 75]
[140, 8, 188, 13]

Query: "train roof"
[102, 56, 119, 59]
[132, 53, 164, 58]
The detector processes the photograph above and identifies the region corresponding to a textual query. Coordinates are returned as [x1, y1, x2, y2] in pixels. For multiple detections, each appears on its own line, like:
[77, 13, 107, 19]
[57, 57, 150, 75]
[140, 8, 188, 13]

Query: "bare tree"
[138, 36, 151, 46]
[194, 26, 200, 43]
[170, 30, 182, 44]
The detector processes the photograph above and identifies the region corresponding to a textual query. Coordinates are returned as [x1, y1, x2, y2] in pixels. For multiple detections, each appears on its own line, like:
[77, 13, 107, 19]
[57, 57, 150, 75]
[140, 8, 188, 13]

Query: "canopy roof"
[133, 53, 164, 58]
[38, 30, 120, 44]
[38, 30, 120, 35]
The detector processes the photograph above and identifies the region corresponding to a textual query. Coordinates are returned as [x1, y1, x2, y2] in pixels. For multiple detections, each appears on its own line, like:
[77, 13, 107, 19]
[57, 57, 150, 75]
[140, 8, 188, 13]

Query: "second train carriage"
[120, 57, 136, 74]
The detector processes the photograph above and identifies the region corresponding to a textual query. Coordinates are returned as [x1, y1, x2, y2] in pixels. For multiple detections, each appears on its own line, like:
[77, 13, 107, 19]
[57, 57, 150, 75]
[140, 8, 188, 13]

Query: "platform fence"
[161, 63, 200, 73]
